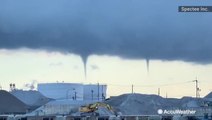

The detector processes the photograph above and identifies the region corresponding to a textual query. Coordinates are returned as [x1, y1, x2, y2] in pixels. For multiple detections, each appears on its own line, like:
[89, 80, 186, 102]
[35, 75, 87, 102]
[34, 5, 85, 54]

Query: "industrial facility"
[0, 82, 212, 120]
[37, 83, 107, 101]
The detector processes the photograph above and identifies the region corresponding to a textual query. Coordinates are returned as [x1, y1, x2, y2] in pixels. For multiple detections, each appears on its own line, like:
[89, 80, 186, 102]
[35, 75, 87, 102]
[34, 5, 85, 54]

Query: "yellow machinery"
[79, 102, 113, 113]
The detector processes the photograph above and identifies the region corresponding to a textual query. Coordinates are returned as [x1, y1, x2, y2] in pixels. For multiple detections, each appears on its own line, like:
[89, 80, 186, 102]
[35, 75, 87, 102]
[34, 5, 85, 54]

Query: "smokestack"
[9, 83, 15, 91]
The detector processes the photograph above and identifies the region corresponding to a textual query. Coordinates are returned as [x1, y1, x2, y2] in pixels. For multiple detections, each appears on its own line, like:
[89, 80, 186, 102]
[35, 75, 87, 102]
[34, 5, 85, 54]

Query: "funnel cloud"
[0, 0, 212, 64]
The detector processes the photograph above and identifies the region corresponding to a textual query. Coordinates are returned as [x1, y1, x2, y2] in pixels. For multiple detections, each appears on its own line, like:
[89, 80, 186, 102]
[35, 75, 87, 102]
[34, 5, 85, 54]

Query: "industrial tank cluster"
[38, 83, 107, 101]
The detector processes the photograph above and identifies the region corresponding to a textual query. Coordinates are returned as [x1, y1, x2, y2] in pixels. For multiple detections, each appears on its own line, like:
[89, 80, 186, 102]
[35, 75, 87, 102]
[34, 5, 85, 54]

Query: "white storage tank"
[38, 83, 83, 100]
[83, 84, 107, 101]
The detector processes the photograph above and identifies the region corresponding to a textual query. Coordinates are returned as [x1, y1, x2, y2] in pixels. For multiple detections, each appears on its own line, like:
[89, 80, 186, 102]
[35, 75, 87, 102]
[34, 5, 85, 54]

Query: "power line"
[107, 81, 192, 88]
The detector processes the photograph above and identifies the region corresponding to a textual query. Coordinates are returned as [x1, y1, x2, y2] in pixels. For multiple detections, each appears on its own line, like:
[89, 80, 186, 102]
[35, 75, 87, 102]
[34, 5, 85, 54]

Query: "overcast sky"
[0, 0, 212, 98]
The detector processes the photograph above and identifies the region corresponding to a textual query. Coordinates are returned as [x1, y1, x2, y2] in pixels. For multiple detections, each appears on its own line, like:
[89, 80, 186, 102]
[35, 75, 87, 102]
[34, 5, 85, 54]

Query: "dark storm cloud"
[0, 0, 212, 64]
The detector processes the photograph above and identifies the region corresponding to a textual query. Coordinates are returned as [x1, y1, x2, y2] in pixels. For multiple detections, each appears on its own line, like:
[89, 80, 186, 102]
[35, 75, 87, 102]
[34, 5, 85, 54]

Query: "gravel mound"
[204, 92, 212, 99]
[106, 93, 204, 115]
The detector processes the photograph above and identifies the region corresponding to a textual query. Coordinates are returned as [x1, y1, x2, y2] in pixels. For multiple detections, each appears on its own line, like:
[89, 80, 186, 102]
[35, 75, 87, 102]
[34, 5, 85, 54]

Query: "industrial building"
[10, 90, 51, 109]
[38, 83, 107, 101]
[83, 84, 107, 101]
[0, 90, 28, 114]
[38, 83, 84, 100]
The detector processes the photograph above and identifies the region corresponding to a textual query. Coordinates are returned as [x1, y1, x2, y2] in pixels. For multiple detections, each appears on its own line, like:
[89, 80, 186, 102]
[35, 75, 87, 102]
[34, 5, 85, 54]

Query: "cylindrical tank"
[83, 84, 107, 101]
[38, 83, 83, 100]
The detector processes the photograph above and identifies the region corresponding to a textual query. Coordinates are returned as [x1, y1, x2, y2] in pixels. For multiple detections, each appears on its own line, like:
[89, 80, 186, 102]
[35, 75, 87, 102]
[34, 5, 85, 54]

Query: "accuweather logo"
[157, 109, 196, 115]
[157, 109, 163, 114]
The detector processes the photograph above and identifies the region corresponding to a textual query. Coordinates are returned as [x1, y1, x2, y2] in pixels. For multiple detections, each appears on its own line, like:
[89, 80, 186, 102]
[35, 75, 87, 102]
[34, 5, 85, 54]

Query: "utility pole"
[73, 88, 76, 100]
[97, 83, 99, 101]
[101, 85, 104, 100]
[74, 91, 77, 100]
[91, 90, 94, 101]
[132, 84, 134, 94]
[193, 79, 201, 98]
[158, 88, 160, 96]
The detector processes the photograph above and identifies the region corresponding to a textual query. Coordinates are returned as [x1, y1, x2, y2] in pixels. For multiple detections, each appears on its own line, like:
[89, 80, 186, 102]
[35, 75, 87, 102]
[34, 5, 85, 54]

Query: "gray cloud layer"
[0, 0, 212, 64]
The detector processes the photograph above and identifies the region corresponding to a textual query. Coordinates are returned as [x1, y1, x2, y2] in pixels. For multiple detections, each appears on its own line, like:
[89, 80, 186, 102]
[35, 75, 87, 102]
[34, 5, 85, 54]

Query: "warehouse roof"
[0, 90, 28, 114]
[11, 90, 52, 107]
